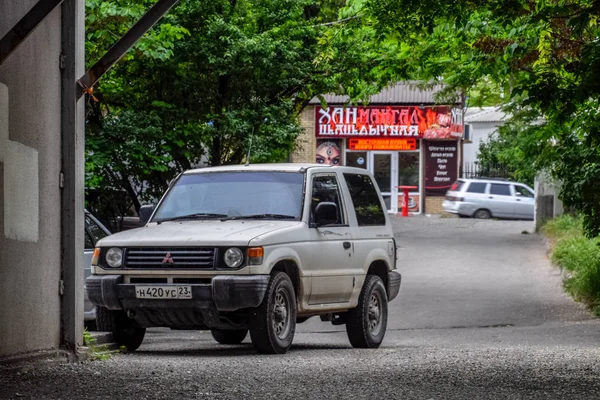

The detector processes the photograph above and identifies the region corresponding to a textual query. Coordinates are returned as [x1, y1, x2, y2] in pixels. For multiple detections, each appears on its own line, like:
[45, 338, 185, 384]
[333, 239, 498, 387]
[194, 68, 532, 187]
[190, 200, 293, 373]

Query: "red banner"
[348, 138, 417, 151]
[315, 106, 463, 139]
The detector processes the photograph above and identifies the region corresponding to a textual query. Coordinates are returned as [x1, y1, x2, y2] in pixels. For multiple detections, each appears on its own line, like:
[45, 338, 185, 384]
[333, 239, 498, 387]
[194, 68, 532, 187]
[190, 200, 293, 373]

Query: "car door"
[342, 172, 393, 297]
[306, 173, 355, 305]
[487, 183, 514, 218]
[512, 184, 535, 219]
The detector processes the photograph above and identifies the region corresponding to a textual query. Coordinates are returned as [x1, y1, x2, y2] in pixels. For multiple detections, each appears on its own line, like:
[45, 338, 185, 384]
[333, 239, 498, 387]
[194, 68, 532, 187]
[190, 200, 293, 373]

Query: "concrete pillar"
[60, 0, 85, 353]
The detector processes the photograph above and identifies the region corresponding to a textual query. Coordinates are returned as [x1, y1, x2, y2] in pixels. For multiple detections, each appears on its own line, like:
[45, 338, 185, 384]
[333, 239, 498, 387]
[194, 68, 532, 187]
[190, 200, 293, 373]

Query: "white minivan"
[442, 178, 535, 220]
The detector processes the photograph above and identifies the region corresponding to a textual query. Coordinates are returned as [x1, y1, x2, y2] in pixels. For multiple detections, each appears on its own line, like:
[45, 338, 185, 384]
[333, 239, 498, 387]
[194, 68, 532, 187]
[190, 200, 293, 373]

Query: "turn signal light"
[247, 247, 264, 265]
[91, 248, 101, 266]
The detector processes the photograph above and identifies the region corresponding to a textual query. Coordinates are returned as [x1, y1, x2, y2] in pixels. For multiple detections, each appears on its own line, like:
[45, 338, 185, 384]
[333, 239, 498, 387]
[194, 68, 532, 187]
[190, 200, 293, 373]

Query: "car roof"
[184, 163, 369, 175]
[455, 178, 534, 190]
[459, 178, 518, 184]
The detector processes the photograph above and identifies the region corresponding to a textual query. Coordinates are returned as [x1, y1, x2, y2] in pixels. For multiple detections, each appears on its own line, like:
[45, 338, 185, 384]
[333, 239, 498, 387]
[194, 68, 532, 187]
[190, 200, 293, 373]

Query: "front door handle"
[343, 241, 351, 250]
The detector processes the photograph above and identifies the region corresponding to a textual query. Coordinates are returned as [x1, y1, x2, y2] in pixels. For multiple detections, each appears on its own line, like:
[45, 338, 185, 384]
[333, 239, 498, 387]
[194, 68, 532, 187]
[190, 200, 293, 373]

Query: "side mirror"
[313, 202, 338, 227]
[139, 204, 156, 226]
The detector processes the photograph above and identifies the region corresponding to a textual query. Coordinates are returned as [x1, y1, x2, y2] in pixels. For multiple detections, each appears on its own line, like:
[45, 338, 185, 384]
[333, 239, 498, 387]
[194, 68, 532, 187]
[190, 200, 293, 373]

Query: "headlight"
[106, 248, 123, 268]
[224, 247, 243, 268]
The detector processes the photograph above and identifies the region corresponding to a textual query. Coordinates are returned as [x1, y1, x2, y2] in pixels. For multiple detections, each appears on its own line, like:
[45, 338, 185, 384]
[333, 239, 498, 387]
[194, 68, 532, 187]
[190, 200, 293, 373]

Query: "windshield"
[153, 171, 305, 222]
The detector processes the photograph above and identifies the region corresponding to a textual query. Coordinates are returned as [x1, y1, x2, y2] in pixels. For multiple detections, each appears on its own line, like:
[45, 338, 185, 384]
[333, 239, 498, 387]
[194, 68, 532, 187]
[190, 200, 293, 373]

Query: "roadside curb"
[0, 349, 74, 372]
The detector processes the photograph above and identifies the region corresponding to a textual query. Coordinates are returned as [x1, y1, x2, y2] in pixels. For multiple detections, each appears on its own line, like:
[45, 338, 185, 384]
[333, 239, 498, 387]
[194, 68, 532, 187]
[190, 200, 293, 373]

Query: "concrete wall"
[0, 1, 63, 356]
[534, 171, 564, 232]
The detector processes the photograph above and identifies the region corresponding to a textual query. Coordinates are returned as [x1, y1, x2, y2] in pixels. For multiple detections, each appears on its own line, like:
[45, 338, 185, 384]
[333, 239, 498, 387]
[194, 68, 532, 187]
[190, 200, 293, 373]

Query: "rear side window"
[466, 182, 487, 193]
[343, 173, 386, 226]
[449, 180, 465, 192]
[490, 183, 511, 196]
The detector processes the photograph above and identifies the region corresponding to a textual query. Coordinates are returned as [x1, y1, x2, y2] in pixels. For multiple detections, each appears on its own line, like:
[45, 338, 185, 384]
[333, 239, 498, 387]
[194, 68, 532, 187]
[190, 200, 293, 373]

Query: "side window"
[84, 231, 94, 250]
[86, 215, 109, 243]
[514, 185, 534, 198]
[311, 175, 345, 225]
[466, 182, 487, 194]
[490, 183, 511, 196]
[343, 173, 386, 226]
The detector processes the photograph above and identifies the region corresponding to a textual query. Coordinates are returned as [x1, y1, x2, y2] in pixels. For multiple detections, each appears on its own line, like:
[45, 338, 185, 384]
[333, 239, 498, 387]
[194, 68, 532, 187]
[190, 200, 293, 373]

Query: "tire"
[473, 209, 492, 219]
[211, 329, 248, 344]
[96, 306, 146, 352]
[248, 272, 297, 354]
[346, 275, 388, 349]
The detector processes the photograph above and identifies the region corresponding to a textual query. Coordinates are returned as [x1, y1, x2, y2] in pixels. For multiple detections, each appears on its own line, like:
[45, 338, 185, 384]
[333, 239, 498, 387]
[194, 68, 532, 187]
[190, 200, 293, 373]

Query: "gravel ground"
[1, 216, 599, 399]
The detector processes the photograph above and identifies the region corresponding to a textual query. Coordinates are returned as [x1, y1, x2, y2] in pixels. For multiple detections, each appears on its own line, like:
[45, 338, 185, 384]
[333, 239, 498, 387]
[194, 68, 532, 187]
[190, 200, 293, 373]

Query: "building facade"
[462, 106, 507, 167]
[292, 83, 464, 215]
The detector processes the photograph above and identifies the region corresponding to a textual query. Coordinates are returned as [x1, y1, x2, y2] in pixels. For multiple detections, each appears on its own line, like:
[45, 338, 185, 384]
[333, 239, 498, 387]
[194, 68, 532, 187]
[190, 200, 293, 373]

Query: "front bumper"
[86, 274, 270, 327]
[387, 271, 402, 301]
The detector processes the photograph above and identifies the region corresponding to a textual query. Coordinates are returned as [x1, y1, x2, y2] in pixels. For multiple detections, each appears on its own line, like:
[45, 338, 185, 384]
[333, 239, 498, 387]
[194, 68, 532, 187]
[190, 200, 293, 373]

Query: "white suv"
[442, 178, 535, 219]
[87, 164, 401, 354]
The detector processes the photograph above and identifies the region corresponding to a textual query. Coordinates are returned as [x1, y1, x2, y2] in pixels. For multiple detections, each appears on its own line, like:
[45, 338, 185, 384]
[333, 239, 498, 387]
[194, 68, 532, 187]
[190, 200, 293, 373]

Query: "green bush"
[546, 217, 600, 315]
[542, 215, 582, 241]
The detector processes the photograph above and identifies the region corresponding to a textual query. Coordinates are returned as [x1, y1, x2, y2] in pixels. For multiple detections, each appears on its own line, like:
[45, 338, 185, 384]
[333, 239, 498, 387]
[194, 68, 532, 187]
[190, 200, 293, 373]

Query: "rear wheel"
[96, 306, 146, 352]
[473, 209, 492, 219]
[346, 275, 388, 348]
[211, 329, 248, 344]
[248, 272, 296, 354]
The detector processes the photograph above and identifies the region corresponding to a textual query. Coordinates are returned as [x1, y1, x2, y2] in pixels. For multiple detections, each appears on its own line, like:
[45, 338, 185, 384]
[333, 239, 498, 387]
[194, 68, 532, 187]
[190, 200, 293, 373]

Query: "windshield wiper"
[223, 214, 297, 221]
[156, 213, 228, 224]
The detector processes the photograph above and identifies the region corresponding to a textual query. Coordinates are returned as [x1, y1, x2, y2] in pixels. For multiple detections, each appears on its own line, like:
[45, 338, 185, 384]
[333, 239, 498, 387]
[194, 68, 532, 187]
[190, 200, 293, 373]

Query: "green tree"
[85, 0, 365, 226]
[351, 0, 600, 237]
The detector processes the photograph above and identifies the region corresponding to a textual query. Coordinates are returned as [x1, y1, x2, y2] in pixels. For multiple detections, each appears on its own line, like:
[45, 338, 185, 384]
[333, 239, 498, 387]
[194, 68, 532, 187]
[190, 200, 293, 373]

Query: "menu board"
[425, 141, 458, 196]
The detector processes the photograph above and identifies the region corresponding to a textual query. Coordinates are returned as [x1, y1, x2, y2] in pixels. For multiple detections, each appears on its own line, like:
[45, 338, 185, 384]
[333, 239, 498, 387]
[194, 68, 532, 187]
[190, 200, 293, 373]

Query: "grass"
[542, 215, 600, 316]
[83, 328, 112, 361]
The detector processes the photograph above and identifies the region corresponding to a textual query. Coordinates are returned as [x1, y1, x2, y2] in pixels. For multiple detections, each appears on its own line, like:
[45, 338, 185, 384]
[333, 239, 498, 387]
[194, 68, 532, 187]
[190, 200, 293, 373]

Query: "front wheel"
[96, 306, 146, 352]
[211, 329, 248, 344]
[248, 272, 297, 354]
[346, 275, 388, 348]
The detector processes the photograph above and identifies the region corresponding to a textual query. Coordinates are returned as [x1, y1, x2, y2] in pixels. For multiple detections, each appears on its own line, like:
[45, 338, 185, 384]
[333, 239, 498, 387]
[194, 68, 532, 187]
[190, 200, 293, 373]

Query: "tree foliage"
[85, 0, 366, 227]
[353, 0, 600, 237]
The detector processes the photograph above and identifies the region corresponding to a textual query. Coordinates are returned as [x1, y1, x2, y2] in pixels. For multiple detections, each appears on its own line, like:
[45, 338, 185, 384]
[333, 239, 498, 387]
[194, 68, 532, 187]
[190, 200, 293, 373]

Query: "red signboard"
[348, 138, 417, 151]
[315, 105, 463, 139]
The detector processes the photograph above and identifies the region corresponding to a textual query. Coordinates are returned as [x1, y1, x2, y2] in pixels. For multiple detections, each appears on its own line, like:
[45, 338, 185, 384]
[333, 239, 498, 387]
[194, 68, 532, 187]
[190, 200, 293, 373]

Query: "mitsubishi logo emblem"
[162, 252, 174, 264]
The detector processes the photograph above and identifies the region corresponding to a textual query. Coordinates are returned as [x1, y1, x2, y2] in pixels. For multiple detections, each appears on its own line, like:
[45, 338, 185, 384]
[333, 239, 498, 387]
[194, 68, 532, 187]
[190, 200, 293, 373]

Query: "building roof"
[465, 107, 508, 123]
[308, 82, 459, 105]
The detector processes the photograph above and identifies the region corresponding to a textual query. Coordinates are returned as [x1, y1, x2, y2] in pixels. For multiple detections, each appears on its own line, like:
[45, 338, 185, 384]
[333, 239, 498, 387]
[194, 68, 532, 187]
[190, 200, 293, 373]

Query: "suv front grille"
[124, 248, 216, 269]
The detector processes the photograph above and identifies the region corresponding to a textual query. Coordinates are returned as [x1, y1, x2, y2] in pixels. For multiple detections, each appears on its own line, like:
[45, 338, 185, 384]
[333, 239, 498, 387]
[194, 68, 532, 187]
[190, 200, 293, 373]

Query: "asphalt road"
[1, 217, 599, 399]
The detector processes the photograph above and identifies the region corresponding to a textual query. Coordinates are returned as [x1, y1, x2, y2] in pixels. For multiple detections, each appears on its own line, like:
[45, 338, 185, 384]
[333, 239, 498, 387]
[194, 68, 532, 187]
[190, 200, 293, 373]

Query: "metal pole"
[0, 0, 65, 66]
[76, 0, 179, 99]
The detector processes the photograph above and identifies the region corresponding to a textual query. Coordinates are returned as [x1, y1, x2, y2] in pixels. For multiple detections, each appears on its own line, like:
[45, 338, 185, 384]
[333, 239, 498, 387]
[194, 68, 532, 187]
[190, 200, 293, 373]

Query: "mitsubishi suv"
[86, 164, 401, 354]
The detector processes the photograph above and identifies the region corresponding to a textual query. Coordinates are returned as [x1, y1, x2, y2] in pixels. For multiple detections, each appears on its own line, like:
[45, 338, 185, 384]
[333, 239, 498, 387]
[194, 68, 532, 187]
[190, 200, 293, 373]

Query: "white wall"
[462, 122, 500, 166]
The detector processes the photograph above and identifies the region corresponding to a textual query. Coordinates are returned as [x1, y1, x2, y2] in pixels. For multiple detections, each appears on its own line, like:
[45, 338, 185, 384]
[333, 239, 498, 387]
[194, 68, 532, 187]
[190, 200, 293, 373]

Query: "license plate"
[135, 285, 192, 299]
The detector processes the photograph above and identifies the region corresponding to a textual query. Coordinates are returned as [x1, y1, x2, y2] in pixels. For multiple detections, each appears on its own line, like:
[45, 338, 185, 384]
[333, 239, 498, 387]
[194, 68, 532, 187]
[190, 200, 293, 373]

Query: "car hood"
[96, 220, 302, 247]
